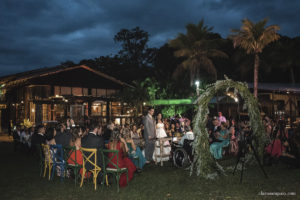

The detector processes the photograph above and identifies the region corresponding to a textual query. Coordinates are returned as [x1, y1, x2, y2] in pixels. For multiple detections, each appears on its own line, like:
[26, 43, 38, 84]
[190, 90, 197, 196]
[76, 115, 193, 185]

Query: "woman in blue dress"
[210, 122, 230, 159]
[122, 127, 146, 170]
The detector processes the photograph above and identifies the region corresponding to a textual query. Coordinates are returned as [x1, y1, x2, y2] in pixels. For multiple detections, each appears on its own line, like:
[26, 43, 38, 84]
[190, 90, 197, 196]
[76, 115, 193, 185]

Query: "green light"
[149, 99, 193, 105]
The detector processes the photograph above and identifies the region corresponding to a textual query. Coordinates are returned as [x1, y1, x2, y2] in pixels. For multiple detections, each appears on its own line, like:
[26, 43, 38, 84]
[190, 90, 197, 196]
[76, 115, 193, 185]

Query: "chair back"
[50, 144, 64, 164]
[64, 146, 81, 166]
[101, 149, 120, 169]
[80, 147, 100, 171]
[42, 144, 52, 163]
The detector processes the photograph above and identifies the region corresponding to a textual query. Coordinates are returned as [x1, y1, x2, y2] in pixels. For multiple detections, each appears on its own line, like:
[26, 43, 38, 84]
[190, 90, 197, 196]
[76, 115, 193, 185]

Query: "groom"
[143, 107, 156, 163]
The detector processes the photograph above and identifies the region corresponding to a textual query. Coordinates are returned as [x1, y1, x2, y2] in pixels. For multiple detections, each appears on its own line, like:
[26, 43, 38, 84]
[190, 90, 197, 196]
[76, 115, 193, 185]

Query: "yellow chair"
[41, 144, 53, 180]
[80, 147, 102, 190]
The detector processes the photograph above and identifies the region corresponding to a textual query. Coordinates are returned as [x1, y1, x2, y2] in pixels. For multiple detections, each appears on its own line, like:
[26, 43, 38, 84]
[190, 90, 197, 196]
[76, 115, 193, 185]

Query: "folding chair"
[101, 149, 128, 192]
[41, 144, 53, 180]
[50, 144, 66, 181]
[80, 147, 102, 190]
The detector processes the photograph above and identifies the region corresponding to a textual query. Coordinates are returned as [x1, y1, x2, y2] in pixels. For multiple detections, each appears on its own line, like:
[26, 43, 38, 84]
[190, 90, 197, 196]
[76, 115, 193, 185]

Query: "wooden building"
[0, 65, 135, 131]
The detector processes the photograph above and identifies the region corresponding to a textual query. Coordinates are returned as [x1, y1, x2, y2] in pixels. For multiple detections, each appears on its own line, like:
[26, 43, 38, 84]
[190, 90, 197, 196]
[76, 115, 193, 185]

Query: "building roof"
[0, 65, 133, 88]
[247, 83, 300, 94]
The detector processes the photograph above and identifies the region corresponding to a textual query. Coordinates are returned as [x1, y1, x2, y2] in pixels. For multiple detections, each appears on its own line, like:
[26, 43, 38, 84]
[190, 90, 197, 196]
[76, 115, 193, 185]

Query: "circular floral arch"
[191, 78, 266, 178]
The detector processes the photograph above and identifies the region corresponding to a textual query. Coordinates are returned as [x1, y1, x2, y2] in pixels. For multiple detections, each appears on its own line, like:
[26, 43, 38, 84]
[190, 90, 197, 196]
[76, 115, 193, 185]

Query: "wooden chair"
[80, 147, 102, 190]
[63, 146, 82, 186]
[154, 137, 171, 166]
[41, 144, 53, 180]
[50, 144, 66, 181]
[101, 149, 128, 193]
[37, 144, 45, 177]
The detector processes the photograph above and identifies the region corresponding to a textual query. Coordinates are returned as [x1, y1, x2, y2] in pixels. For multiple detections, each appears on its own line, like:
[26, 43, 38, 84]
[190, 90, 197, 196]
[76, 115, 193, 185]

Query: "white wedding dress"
[152, 122, 171, 162]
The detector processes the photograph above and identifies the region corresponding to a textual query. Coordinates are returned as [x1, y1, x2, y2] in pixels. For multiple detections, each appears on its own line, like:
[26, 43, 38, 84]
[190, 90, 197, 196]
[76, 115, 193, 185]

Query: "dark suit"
[143, 114, 156, 161]
[54, 131, 72, 147]
[31, 133, 46, 152]
[81, 132, 105, 169]
[12, 130, 21, 152]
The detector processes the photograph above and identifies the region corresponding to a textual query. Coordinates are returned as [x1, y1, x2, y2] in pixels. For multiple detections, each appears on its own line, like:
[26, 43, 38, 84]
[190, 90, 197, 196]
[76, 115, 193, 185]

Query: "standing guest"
[218, 112, 226, 126]
[13, 125, 21, 152]
[108, 129, 136, 187]
[31, 125, 46, 148]
[143, 107, 156, 163]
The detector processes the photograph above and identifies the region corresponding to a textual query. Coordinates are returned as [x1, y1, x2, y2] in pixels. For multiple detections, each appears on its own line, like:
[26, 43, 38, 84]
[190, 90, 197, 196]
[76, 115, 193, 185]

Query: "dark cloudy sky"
[1, 0, 300, 76]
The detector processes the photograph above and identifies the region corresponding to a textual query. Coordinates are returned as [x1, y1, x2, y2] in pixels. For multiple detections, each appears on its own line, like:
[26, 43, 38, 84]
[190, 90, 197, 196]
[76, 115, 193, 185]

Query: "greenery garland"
[191, 77, 267, 178]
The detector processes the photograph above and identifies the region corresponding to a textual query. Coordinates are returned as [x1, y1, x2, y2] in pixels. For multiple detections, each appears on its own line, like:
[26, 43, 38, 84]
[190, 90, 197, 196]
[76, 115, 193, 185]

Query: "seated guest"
[210, 122, 230, 159]
[21, 128, 32, 149]
[103, 121, 114, 142]
[67, 133, 84, 177]
[279, 137, 300, 168]
[179, 127, 194, 146]
[208, 117, 221, 144]
[31, 125, 46, 146]
[123, 127, 146, 170]
[108, 129, 136, 187]
[54, 123, 72, 148]
[229, 119, 238, 155]
[81, 123, 104, 170]
[131, 124, 141, 147]
[170, 124, 176, 137]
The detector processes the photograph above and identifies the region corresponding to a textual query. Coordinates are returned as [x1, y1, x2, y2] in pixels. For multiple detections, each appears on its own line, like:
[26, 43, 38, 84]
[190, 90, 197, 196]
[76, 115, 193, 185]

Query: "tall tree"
[229, 18, 280, 97]
[169, 20, 228, 85]
[114, 27, 157, 69]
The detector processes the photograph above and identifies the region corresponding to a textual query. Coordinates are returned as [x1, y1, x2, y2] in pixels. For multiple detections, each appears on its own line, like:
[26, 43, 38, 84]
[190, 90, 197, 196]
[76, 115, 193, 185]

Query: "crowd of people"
[206, 112, 300, 168]
[11, 108, 195, 188]
[11, 109, 300, 188]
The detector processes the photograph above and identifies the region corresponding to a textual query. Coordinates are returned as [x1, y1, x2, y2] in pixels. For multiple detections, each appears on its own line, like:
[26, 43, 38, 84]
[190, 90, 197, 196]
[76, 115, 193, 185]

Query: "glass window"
[92, 89, 97, 97]
[61, 87, 71, 95]
[72, 87, 82, 96]
[97, 89, 106, 97]
[83, 88, 88, 96]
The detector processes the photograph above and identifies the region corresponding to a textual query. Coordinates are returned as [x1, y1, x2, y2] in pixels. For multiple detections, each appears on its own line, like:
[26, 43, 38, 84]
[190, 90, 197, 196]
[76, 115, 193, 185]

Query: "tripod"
[233, 136, 268, 183]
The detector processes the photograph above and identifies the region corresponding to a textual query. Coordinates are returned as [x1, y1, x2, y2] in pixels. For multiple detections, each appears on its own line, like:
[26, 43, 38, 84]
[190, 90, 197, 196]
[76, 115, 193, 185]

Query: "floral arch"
[191, 77, 266, 178]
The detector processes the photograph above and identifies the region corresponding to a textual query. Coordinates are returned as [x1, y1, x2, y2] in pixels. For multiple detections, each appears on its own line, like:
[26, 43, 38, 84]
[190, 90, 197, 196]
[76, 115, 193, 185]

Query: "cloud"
[0, 0, 299, 76]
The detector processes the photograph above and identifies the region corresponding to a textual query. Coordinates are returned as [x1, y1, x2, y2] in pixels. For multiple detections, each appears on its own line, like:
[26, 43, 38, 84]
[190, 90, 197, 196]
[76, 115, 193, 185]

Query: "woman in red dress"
[108, 129, 136, 187]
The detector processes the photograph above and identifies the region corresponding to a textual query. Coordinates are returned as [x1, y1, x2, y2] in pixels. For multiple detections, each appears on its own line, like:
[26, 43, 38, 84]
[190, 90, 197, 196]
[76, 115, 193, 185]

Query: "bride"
[153, 113, 171, 162]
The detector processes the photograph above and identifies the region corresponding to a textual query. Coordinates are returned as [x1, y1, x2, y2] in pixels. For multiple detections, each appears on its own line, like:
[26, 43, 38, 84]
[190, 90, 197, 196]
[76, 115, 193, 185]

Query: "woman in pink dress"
[108, 129, 136, 187]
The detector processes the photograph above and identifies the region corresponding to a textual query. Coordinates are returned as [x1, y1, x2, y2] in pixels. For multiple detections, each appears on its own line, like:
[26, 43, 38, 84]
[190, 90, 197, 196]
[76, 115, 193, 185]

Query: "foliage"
[192, 77, 267, 178]
[161, 105, 175, 118]
[169, 19, 228, 85]
[114, 27, 157, 69]
[229, 18, 280, 97]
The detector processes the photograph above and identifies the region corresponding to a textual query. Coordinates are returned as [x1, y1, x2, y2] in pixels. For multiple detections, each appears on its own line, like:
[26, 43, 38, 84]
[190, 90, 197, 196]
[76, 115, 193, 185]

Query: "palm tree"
[229, 18, 280, 98]
[169, 20, 227, 86]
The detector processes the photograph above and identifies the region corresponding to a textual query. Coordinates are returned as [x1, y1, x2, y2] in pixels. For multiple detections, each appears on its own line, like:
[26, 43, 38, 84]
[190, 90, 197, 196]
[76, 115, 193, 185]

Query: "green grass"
[0, 142, 299, 200]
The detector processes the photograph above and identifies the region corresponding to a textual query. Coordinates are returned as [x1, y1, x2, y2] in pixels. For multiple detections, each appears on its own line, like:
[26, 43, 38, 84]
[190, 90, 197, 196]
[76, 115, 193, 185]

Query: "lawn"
[0, 142, 299, 200]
